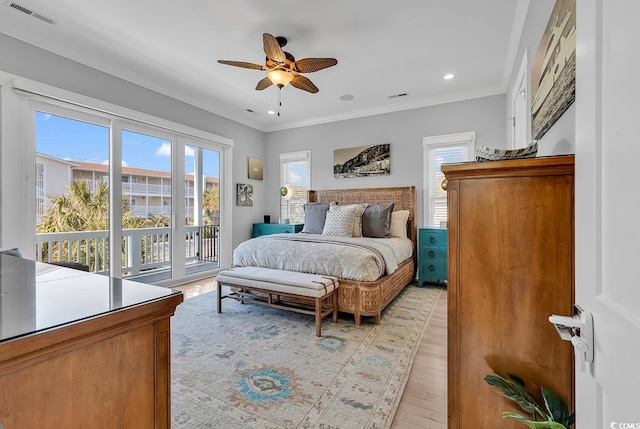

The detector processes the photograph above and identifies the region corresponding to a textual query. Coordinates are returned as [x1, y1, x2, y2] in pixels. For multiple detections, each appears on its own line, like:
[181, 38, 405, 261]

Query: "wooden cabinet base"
[0, 294, 183, 429]
[443, 156, 575, 428]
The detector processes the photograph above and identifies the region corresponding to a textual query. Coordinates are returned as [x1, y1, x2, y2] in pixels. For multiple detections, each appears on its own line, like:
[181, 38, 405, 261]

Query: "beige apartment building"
[36, 153, 219, 223]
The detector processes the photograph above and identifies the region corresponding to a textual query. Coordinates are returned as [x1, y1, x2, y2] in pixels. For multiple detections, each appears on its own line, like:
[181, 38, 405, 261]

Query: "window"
[5, 82, 233, 285]
[280, 150, 311, 224]
[423, 132, 475, 227]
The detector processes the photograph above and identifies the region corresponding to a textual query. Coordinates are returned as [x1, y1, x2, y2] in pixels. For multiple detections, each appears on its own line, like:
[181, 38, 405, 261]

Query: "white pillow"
[322, 206, 357, 237]
[329, 203, 368, 237]
[389, 210, 410, 239]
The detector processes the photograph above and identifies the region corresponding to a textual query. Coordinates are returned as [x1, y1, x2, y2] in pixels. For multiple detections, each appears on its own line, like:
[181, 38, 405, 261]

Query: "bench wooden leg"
[332, 291, 338, 323]
[315, 297, 322, 337]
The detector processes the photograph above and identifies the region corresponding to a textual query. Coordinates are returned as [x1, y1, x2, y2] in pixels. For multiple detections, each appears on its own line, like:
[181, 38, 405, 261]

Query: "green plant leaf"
[508, 373, 527, 387]
[484, 373, 539, 415]
[503, 412, 567, 429]
[541, 387, 572, 426]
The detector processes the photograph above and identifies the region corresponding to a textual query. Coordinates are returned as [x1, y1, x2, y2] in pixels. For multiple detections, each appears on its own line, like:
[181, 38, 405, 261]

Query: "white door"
[511, 54, 529, 149]
[575, 1, 640, 427]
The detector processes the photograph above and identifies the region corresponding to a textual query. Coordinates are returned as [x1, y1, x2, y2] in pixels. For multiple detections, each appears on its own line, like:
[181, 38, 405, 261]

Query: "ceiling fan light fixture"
[268, 70, 293, 87]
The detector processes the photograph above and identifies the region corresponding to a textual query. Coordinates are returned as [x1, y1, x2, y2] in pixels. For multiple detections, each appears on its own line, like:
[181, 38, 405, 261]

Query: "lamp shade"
[268, 70, 294, 87]
[280, 184, 293, 200]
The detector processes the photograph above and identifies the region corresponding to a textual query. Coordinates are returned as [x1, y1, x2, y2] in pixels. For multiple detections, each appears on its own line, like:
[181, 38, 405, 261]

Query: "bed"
[233, 186, 417, 325]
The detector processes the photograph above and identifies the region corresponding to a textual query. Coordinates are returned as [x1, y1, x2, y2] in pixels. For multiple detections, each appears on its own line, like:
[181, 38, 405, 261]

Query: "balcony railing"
[35, 225, 219, 277]
[76, 179, 196, 197]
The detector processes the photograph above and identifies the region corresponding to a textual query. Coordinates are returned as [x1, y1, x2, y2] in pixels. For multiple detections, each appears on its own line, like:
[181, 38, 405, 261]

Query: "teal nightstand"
[417, 228, 447, 286]
[252, 223, 304, 238]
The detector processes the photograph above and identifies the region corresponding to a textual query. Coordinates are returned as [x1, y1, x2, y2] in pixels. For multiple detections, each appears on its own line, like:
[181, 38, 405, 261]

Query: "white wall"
[264, 94, 506, 226]
[0, 33, 265, 248]
[506, 0, 575, 155]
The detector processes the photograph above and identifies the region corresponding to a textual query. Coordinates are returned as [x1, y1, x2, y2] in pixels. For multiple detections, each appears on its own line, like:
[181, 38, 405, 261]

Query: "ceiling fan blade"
[294, 58, 338, 73]
[263, 33, 285, 63]
[217, 60, 265, 70]
[290, 75, 319, 93]
[255, 76, 273, 91]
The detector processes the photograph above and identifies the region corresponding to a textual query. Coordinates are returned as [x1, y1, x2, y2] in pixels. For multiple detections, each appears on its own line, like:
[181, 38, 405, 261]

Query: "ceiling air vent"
[7, 2, 56, 24]
[388, 92, 409, 99]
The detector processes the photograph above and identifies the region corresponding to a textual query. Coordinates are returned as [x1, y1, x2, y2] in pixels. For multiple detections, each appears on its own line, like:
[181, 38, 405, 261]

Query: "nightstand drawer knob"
[429, 236, 437, 243]
[429, 264, 435, 271]
[428, 250, 435, 257]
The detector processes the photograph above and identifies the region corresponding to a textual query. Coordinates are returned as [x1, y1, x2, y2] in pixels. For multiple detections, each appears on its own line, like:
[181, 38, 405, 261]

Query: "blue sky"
[35, 111, 219, 177]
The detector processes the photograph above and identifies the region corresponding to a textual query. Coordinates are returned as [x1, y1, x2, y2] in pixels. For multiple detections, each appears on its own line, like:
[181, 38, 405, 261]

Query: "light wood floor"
[172, 279, 448, 429]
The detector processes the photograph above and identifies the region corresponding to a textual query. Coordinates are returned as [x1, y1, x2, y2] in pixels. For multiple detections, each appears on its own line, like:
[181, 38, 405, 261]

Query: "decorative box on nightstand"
[252, 223, 303, 238]
[417, 227, 447, 286]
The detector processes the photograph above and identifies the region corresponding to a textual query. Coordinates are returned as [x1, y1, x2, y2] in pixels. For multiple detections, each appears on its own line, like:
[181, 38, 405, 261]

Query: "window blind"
[427, 145, 467, 227]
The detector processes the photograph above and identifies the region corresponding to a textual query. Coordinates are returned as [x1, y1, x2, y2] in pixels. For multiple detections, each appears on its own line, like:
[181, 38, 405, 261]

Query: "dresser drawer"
[420, 231, 447, 248]
[252, 223, 303, 237]
[420, 246, 447, 260]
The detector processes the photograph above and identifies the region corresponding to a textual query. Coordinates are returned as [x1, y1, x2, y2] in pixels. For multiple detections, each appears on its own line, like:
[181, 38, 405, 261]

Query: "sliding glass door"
[120, 126, 174, 282]
[32, 102, 225, 285]
[34, 108, 110, 273]
[184, 143, 221, 276]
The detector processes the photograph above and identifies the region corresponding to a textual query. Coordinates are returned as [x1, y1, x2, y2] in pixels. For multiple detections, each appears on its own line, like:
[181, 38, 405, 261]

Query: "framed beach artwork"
[530, 0, 576, 140]
[236, 183, 253, 206]
[333, 144, 390, 179]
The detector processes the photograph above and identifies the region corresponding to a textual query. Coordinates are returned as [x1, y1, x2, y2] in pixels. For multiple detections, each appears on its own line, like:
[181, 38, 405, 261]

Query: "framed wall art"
[248, 157, 263, 180]
[236, 183, 253, 206]
[333, 143, 390, 179]
[530, 0, 576, 140]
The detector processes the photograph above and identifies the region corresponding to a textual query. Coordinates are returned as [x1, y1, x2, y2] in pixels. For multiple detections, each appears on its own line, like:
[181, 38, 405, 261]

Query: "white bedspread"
[232, 233, 414, 282]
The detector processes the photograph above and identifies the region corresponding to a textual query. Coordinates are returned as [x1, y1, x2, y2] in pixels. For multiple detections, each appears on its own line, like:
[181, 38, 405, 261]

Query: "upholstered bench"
[216, 267, 339, 336]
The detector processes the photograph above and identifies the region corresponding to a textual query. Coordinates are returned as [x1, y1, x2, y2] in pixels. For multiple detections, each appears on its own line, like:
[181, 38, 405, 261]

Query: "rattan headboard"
[307, 186, 418, 247]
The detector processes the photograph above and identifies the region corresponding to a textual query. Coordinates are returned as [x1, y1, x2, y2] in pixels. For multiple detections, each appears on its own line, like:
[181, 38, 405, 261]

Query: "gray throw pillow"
[301, 202, 331, 234]
[0, 247, 23, 258]
[362, 203, 395, 238]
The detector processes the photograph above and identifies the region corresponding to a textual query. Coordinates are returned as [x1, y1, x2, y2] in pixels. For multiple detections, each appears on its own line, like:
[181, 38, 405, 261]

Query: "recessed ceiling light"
[267, 110, 276, 115]
[443, 73, 455, 80]
[339, 94, 355, 101]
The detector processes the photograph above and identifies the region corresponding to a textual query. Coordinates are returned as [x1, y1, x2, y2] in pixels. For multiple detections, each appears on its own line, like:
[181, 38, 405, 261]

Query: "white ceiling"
[0, 0, 527, 132]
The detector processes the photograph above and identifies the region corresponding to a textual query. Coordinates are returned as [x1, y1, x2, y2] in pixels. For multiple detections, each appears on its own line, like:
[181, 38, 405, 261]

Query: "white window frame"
[422, 132, 476, 227]
[1, 73, 234, 284]
[280, 150, 311, 223]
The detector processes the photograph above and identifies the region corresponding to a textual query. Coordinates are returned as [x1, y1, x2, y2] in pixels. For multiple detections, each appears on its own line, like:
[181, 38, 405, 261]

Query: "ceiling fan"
[217, 33, 337, 94]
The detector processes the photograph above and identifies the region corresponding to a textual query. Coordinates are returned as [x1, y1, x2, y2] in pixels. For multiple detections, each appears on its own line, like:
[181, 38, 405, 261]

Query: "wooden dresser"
[0, 256, 183, 428]
[442, 156, 574, 428]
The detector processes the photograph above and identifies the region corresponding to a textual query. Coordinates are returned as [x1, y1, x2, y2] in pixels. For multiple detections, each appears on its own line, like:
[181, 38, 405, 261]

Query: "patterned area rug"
[171, 284, 442, 429]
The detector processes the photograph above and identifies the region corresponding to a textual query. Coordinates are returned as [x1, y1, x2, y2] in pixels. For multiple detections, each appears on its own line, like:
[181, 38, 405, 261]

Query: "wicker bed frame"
[308, 186, 417, 325]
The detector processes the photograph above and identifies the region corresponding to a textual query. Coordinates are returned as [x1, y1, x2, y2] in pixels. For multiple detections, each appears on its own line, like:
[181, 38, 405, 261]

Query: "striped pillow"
[322, 206, 357, 237]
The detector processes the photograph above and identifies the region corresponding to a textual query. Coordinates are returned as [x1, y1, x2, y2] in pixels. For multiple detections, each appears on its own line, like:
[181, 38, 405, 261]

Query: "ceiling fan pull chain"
[278, 87, 282, 117]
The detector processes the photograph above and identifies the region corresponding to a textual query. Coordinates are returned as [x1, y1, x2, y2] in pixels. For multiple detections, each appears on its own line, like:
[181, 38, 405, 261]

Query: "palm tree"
[202, 186, 219, 224]
[145, 213, 170, 228]
[37, 180, 144, 269]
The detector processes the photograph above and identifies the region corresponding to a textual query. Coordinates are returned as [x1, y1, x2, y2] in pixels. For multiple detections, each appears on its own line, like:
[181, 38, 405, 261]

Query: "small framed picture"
[248, 157, 263, 180]
[236, 183, 254, 206]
